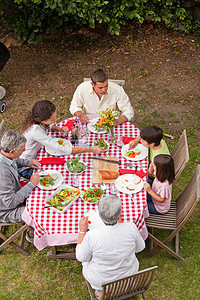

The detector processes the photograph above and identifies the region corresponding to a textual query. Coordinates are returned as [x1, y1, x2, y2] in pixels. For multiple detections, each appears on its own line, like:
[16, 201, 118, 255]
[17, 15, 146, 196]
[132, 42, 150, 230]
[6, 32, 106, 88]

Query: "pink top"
[152, 178, 172, 214]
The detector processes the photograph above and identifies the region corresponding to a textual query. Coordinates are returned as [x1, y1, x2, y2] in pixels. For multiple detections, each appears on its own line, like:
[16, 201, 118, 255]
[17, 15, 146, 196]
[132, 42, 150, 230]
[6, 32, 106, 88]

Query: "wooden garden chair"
[0, 119, 30, 255]
[145, 165, 200, 261]
[171, 129, 189, 182]
[84, 78, 125, 87]
[0, 222, 30, 256]
[86, 266, 158, 300]
[0, 119, 8, 142]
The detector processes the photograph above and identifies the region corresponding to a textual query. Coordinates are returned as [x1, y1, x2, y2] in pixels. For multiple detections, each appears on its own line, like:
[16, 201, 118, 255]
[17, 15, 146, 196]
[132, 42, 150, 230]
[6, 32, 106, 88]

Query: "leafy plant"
[0, 0, 200, 41]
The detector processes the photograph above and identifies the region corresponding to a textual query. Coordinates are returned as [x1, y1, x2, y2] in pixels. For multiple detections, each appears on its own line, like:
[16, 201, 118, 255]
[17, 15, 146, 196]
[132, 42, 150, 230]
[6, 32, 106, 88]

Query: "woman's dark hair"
[140, 125, 163, 146]
[91, 69, 108, 84]
[22, 100, 56, 131]
[154, 154, 175, 184]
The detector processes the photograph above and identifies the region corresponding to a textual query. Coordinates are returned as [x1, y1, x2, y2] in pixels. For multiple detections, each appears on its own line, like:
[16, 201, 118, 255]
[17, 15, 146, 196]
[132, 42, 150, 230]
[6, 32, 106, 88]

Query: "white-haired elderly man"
[0, 130, 40, 223]
[76, 195, 145, 299]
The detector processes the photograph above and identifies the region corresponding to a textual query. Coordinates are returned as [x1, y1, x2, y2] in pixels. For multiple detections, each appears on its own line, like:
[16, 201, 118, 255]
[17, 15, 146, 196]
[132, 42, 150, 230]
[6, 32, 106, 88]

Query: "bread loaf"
[98, 170, 119, 179]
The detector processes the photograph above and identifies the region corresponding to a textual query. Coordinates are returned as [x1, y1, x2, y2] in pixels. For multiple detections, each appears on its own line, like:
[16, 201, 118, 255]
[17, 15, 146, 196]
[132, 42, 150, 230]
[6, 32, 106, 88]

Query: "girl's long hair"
[22, 100, 56, 132]
[154, 154, 175, 184]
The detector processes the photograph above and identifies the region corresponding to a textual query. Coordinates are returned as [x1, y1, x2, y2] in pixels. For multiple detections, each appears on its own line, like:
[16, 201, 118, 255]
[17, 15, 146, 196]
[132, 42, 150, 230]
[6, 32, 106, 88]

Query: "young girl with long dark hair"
[19, 100, 103, 178]
[144, 154, 175, 214]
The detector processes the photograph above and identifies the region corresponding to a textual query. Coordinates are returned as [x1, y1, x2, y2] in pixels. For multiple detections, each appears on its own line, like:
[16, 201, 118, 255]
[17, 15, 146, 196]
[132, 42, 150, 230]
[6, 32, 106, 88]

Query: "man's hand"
[90, 146, 105, 154]
[30, 159, 41, 169]
[75, 111, 89, 124]
[144, 182, 151, 192]
[148, 163, 155, 176]
[79, 114, 89, 124]
[79, 216, 88, 232]
[60, 127, 69, 136]
[30, 172, 40, 186]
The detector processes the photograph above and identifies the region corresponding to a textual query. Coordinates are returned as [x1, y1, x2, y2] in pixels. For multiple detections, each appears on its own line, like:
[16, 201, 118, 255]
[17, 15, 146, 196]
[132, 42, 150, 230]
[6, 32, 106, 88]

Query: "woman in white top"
[76, 195, 145, 299]
[19, 100, 104, 179]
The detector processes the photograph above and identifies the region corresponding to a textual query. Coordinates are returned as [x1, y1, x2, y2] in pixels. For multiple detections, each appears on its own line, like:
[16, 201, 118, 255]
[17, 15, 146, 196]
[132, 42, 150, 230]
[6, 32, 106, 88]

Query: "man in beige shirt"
[69, 69, 134, 125]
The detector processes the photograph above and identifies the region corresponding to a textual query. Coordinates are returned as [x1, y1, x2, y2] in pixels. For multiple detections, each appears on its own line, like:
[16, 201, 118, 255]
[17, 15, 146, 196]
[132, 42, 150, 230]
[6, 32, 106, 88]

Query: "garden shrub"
[0, 0, 199, 42]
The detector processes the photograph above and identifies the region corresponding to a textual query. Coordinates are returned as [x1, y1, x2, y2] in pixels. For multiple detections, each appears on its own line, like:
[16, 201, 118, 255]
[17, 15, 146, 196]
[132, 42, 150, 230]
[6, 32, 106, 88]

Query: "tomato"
[97, 194, 101, 197]
[42, 182, 46, 186]
[88, 200, 91, 202]
[83, 196, 85, 199]
[94, 188, 97, 192]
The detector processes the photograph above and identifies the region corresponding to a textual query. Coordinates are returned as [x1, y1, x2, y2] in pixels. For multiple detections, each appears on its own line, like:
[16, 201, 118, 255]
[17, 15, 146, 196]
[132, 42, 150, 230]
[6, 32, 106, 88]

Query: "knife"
[91, 157, 121, 164]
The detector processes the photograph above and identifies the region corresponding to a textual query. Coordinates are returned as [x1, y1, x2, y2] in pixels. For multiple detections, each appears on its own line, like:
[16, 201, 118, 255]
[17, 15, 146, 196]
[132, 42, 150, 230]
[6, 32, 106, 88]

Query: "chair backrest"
[100, 266, 158, 300]
[171, 130, 189, 182]
[84, 78, 125, 87]
[0, 119, 8, 142]
[176, 165, 200, 227]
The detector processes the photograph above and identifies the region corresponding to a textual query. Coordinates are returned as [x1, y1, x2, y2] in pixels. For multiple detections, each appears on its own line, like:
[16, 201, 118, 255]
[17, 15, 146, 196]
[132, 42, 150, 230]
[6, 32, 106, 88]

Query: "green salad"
[81, 187, 104, 203]
[93, 138, 108, 150]
[67, 157, 86, 173]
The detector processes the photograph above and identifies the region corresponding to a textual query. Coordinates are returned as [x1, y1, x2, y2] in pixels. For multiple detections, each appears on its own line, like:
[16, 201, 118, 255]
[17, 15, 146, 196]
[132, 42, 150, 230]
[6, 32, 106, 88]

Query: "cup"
[110, 183, 117, 195]
[72, 174, 79, 188]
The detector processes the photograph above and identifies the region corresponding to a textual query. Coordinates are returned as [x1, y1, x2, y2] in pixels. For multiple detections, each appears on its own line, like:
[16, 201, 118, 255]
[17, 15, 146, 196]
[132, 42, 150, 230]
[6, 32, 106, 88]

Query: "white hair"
[98, 195, 122, 225]
[1, 131, 26, 152]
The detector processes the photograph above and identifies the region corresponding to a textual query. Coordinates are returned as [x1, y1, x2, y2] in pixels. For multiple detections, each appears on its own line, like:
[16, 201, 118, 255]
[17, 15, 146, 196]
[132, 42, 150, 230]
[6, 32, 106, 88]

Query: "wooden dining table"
[22, 117, 149, 259]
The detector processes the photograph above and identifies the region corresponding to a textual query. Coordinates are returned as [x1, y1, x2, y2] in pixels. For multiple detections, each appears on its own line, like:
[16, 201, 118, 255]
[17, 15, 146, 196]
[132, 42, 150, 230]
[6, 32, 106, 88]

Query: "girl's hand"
[79, 216, 88, 232]
[60, 127, 69, 136]
[91, 146, 104, 154]
[144, 182, 151, 192]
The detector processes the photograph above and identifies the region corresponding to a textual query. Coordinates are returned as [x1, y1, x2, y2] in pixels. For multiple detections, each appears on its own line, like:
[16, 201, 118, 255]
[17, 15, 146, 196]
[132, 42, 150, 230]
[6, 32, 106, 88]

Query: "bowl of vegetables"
[66, 157, 87, 174]
[93, 137, 109, 151]
[80, 187, 104, 204]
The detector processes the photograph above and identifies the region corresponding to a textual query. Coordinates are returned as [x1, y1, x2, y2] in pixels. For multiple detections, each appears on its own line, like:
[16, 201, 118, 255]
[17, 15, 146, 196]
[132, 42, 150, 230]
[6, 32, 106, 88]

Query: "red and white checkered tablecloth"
[23, 119, 148, 250]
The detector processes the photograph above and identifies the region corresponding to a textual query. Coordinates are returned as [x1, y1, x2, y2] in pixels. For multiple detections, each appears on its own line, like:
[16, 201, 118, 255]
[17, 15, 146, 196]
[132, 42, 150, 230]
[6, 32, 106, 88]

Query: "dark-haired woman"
[19, 100, 103, 179]
[144, 154, 175, 214]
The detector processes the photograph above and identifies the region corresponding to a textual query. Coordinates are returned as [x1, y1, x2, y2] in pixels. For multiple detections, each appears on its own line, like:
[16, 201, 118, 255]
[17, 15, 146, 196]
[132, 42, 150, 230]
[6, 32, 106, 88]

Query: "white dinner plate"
[44, 183, 80, 213]
[115, 174, 144, 194]
[121, 143, 148, 161]
[38, 170, 63, 190]
[85, 210, 106, 230]
[87, 118, 107, 134]
[45, 138, 72, 156]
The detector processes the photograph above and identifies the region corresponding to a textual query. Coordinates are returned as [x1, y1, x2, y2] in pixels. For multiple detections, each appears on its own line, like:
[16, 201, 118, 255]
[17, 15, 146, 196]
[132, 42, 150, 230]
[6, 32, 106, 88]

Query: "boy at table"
[0, 131, 40, 223]
[129, 125, 170, 183]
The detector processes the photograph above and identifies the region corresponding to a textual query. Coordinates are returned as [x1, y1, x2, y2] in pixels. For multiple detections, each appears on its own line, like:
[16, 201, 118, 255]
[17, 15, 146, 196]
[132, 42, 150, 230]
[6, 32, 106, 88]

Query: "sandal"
[26, 228, 34, 244]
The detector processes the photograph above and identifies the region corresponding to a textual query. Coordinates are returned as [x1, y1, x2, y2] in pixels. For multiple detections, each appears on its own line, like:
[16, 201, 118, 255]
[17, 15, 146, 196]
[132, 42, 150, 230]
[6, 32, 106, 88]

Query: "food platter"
[44, 183, 80, 213]
[87, 118, 107, 134]
[80, 187, 104, 204]
[121, 144, 148, 161]
[115, 174, 144, 194]
[45, 138, 72, 156]
[37, 170, 63, 190]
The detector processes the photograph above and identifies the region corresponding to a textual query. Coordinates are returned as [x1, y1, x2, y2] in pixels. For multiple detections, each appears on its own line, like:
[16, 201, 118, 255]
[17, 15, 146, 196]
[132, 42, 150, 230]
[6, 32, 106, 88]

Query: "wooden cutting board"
[92, 157, 119, 184]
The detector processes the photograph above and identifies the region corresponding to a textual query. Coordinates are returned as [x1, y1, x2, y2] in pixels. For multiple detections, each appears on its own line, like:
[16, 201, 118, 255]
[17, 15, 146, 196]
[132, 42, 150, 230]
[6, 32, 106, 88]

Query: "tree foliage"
[0, 0, 199, 42]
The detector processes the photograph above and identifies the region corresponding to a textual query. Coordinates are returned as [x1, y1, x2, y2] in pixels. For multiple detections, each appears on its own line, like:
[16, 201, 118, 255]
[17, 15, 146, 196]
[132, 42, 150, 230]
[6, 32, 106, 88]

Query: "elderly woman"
[76, 195, 145, 298]
[0, 131, 40, 223]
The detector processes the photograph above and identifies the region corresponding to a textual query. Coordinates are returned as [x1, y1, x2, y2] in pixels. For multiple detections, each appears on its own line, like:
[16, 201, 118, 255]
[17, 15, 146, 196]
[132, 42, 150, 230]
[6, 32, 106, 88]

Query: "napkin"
[20, 181, 29, 187]
[119, 168, 147, 178]
[121, 137, 140, 144]
[39, 157, 66, 165]
[62, 120, 73, 131]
